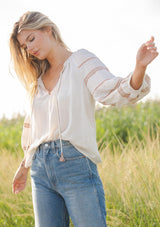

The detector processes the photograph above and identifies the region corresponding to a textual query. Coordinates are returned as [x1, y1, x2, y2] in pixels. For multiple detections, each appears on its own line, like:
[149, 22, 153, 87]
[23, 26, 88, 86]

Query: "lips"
[32, 50, 39, 56]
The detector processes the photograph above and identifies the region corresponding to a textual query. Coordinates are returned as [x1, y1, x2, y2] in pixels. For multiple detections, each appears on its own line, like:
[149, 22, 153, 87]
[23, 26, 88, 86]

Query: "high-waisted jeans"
[30, 139, 107, 227]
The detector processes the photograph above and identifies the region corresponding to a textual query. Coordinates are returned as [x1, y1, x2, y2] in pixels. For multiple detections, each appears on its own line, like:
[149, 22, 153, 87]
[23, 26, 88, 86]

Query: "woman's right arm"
[12, 157, 30, 194]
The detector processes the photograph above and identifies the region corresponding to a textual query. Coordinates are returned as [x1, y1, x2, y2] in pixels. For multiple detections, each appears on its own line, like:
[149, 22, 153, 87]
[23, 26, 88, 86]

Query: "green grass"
[1, 100, 160, 226]
[96, 100, 160, 151]
[1, 100, 160, 154]
[0, 151, 34, 226]
[0, 114, 24, 154]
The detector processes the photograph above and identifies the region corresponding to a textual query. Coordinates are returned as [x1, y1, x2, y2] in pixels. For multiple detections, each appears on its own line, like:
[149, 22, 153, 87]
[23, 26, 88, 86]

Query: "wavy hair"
[9, 11, 68, 102]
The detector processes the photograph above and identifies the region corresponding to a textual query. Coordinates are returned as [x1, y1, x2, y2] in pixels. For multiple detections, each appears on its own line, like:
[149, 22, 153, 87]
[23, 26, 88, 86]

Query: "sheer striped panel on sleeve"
[78, 49, 151, 107]
[21, 115, 31, 155]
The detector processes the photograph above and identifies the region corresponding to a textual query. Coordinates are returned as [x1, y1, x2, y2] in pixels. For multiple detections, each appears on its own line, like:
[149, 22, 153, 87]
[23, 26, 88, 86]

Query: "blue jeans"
[30, 140, 107, 227]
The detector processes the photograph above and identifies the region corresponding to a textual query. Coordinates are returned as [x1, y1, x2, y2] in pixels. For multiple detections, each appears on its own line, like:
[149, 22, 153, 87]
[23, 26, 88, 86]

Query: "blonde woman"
[10, 11, 158, 227]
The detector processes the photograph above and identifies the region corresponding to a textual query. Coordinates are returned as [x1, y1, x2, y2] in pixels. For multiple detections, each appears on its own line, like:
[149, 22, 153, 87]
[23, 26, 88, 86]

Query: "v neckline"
[38, 51, 73, 95]
[40, 71, 62, 95]
[37, 49, 82, 95]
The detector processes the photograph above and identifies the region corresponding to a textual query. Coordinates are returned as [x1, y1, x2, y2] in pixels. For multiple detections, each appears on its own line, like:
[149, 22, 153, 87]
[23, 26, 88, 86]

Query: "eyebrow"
[20, 33, 33, 48]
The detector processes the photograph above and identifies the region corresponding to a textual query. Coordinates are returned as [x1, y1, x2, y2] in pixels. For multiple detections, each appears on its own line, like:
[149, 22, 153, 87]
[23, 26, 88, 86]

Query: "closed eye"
[21, 37, 35, 51]
[29, 37, 35, 42]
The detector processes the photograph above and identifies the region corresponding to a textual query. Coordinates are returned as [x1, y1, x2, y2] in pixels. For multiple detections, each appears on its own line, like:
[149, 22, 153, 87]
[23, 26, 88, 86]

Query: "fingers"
[145, 36, 158, 55]
[12, 179, 20, 194]
[146, 42, 156, 49]
[12, 176, 26, 194]
[12, 183, 21, 194]
[150, 36, 154, 42]
[147, 46, 157, 52]
[145, 37, 155, 48]
[146, 36, 154, 45]
[12, 182, 17, 194]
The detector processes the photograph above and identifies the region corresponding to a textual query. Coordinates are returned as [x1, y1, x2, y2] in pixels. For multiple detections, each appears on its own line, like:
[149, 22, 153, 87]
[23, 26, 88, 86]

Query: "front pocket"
[56, 145, 86, 161]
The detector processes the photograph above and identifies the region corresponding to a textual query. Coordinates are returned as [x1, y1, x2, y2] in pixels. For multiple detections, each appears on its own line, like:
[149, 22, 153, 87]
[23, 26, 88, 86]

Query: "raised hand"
[130, 36, 158, 90]
[136, 36, 159, 68]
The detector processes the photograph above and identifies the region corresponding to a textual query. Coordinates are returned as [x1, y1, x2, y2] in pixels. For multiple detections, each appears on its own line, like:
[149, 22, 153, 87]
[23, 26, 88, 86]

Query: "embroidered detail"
[145, 74, 150, 84]
[118, 74, 150, 102]
[92, 78, 112, 95]
[118, 85, 130, 99]
[23, 145, 30, 151]
[121, 74, 130, 84]
[99, 78, 123, 102]
[141, 87, 150, 93]
[23, 123, 31, 128]
[84, 66, 108, 85]
[128, 96, 139, 102]
[78, 57, 97, 68]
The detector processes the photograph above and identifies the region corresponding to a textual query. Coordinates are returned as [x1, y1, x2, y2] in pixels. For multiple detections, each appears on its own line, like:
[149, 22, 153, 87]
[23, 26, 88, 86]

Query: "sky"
[0, 0, 160, 119]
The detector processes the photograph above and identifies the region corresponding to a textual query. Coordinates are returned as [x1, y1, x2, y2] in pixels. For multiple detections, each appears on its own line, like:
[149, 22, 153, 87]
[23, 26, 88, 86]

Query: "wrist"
[131, 63, 147, 90]
[20, 159, 30, 173]
[135, 61, 147, 72]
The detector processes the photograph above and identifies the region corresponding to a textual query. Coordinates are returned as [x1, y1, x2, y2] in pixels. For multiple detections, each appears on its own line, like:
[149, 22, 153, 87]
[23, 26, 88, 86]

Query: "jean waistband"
[39, 139, 71, 150]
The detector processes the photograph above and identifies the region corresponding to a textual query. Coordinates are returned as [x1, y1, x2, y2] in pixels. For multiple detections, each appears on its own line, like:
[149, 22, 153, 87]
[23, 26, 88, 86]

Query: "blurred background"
[0, 0, 160, 119]
[1, 2, 160, 226]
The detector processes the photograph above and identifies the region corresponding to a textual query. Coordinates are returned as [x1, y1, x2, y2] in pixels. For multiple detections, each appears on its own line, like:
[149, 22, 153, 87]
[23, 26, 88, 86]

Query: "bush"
[95, 100, 160, 151]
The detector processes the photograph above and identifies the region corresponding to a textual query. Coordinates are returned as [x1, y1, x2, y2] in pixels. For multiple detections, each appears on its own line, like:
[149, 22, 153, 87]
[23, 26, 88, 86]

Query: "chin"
[34, 51, 48, 60]
[36, 55, 46, 60]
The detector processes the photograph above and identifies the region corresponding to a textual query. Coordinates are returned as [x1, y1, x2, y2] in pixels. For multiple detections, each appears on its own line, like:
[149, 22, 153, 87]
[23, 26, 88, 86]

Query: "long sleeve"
[21, 114, 31, 155]
[78, 49, 151, 107]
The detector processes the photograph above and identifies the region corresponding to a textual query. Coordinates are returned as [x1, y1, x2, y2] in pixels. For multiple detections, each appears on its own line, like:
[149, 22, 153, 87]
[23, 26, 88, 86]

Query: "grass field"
[1, 101, 160, 226]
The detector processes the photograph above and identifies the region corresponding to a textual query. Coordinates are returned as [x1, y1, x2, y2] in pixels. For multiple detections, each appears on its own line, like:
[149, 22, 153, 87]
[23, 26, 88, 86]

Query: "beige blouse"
[21, 49, 151, 168]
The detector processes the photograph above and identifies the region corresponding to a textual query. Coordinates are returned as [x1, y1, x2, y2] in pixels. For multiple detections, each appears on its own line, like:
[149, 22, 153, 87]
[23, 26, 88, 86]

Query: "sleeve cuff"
[121, 72, 151, 97]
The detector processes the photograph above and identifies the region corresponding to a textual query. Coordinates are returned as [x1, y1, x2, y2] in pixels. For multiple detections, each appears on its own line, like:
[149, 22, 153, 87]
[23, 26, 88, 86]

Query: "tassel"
[59, 152, 65, 162]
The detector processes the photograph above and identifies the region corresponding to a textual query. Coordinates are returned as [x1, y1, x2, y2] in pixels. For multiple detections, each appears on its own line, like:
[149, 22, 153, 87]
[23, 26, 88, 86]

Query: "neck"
[46, 42, 72, 69]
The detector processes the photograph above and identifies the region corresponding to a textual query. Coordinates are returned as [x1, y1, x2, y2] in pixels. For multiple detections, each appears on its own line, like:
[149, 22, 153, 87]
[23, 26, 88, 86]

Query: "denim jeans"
[30, 139, 107, 227]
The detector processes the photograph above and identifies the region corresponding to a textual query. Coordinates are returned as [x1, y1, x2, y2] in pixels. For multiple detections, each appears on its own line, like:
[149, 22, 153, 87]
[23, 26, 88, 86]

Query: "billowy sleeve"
[78, 49, 150, 107]
[21, 114, 31, 155]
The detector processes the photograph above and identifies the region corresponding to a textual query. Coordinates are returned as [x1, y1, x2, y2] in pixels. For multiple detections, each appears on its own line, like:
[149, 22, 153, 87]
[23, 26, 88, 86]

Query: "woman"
[10, 11, 158, 227]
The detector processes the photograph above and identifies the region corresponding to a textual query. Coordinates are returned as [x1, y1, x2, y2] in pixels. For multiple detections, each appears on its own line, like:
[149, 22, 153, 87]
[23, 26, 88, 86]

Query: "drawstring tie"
[55, 68, 65, 162]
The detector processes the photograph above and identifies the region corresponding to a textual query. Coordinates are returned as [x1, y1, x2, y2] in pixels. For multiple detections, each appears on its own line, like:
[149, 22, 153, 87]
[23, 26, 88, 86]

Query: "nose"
[26, 43, 33, 53]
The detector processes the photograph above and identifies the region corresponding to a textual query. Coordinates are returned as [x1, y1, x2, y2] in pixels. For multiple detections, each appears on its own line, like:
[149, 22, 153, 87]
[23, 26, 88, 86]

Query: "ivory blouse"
[22, 49, 151, 168]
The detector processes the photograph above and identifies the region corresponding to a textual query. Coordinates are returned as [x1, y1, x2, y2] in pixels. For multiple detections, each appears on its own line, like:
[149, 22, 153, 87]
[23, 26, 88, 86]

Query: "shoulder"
[73, 49, 97, 67]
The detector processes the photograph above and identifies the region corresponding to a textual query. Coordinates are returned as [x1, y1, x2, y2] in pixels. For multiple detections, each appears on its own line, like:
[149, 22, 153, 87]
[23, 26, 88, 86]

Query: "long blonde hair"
[9, 11, 68, 102]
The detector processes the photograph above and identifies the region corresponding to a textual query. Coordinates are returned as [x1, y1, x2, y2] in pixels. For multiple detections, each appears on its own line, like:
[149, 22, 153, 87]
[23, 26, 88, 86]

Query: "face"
[17, 28, 54, 60]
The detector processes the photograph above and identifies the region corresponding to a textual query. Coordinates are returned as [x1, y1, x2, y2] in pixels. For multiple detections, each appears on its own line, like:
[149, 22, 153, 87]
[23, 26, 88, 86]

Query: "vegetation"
[96, 100, 160, 151]
[0, 114, 24, 155]
[1, 100, 160, 226]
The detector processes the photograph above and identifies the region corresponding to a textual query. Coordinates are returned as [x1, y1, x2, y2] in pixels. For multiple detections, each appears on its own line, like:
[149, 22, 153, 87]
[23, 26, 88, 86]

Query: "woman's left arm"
[130, 36, 159, 90]
[78, 40, 158, 107]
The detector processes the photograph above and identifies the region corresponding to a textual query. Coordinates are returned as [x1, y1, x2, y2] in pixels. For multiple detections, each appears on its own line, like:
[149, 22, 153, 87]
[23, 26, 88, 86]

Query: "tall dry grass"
[98, 133, 160, 226]
[1, 135, 160, 226]
[0, 150, 34, 226]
